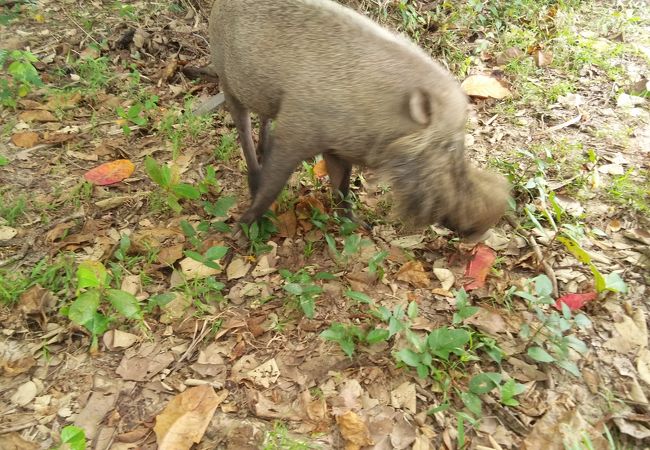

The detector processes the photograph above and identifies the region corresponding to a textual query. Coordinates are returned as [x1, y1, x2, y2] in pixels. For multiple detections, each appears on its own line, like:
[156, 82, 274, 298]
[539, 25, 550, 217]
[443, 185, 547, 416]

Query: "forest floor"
[0, 0, 649, 449]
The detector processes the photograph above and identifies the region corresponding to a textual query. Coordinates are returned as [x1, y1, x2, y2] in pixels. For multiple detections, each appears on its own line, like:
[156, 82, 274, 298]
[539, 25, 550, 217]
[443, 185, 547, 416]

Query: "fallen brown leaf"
[154, 385, 225, 450]
[337, 411, 373, 450]
[461, 74, 512, 99]
[11, 131, 40, 148]
[18, 109, 57, 122]
[396, 260, 430, 288]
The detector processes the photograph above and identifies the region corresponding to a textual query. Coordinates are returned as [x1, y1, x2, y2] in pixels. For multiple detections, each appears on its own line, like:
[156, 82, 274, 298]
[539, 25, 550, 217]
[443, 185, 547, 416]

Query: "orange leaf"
[554, 292, 597, 311]
[84, 159, 135, 185]
[313, 159, 328, 179]
[11, 132, 40, 148]
[464, 244, 496, 290]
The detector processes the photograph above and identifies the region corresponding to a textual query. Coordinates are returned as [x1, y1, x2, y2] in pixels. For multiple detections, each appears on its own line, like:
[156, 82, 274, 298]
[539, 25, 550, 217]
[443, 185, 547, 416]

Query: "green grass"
[0, 193, 26, 226]
[0, 257, 75, 304]
[214, 131, 239, 161]
[607, 169, 650, 214]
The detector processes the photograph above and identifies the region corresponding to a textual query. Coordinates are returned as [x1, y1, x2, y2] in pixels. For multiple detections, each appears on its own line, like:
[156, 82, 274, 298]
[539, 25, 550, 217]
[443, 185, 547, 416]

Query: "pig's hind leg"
[224, 92, 261, 196]
[256, 116, 272, 163]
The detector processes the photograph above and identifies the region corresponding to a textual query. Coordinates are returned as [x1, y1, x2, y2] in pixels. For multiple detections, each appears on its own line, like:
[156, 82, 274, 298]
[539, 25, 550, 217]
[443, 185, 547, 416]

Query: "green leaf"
[106, 289, 141, 320]
[68, 290, 101, 327]
[416, 364, 429, 379]
[500, 379, 521, 406]
[339, 338, 355, 357]
[388, 316, 406, 338]
[556, 359, 581, 377]
[300, 295, 315, 319]
[76, 260, 108, 290]
[573, 313, 592, 329]
[320, 324, 345, 342]
[184, 250, 204, 263]
[210, 196, 236, 217]
[85, 312, 110, 340]
[527, 346, 555, 363]
[284, 283, 303, 296]
[469, 373, 500, 394]
[427, 328, 471, 360]
[604, 272, 627, 293]
[166, 194, 182, 213]
[460, 391, 482, 416]
[205, 246, 228, 261]
[395, 348, 421, 367]
[365, 328, 389, 345]
[557, 236, 592, 264]
[345, 290, 373, 304]
[533, 275, 553, 297]
[172, 183, 201, 200]
[144, 156, 168, 187]
[60, 425, 86, 450]
[407, 301, 418, 319]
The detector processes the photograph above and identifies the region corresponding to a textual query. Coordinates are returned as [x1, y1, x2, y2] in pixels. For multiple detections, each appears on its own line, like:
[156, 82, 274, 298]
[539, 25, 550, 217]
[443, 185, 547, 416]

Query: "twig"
[506, 216, 559, 298]
[0, 420, 38, 434]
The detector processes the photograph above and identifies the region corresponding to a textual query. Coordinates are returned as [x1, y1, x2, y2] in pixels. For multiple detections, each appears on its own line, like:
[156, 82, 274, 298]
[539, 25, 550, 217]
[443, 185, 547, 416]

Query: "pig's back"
[210, 0, 462, 145]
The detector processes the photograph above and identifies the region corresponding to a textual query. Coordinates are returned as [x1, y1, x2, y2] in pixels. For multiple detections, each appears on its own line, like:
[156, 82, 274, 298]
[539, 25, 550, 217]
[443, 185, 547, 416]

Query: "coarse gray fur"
[208, 0, 509, 237]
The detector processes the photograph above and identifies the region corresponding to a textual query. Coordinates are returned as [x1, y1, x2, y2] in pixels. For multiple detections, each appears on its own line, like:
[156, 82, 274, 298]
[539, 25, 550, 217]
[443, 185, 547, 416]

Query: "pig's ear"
[408, 89, 432, 126]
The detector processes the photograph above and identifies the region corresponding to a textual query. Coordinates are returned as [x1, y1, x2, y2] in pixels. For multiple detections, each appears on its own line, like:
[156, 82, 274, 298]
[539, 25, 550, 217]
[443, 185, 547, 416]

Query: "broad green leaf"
[107, 289, 141, 320]
[205, 246, 228, 261]
[604, 272, 627, 293]
[388, 317, 406, 338]
[407, 301, 418, 319]
[320, 325, 345, 342]
[345, 290, 372, 304]
[527, 346, 555, 362]
[533, 275, 553, 297]
[60, 425, 86, 450]
[365, 328, 389, 344]
[300, 295, 315, 319]
[460, 391, 482, 416]
[557, 236, 592, 264]
[284, 283, 304, 295]
[339, 338, 355, 357]
[184, 250, 204, 263]
[469, 373, 500, 394]
[165, 194, 182, 213]
[68, 290, 101, 327]
[172, 183, 201, 200]
[395, 348, 421, 367]
[427, 328, 471, 360]
[76, 260, 108, 290]
[144, 156, 170, 187]
[556, 359, 581, 377]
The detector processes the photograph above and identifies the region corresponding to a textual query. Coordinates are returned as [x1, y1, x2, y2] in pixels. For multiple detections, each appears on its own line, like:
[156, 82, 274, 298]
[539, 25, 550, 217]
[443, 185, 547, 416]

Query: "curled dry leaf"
[154, 385, 225, 450]
[84, 159, 135, 185]
[396, 260, 430, 288]
[11, 131, 40, 148]
[532, 48, 554, 67]
[461, 74, 512, 99]
[313, 158, 328, 178]
[554, 292, 597, 311]
[337, 411, 374, 450]
[433, 268, 455, 291]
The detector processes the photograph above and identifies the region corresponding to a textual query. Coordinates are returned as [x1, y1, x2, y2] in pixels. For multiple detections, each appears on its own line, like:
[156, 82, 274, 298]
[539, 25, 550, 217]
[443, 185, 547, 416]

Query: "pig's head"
[385, 84, 510, 238]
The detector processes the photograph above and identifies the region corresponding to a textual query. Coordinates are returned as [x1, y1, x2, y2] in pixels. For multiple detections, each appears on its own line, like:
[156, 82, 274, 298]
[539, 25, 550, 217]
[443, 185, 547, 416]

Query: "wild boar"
[208, 0, 509, 237]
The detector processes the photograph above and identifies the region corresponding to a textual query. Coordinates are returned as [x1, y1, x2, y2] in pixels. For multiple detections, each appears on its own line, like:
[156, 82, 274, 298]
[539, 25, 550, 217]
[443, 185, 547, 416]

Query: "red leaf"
[84, 159, 135, 185]
[554, 292, 597, 311]
[464, 244, 496, 290]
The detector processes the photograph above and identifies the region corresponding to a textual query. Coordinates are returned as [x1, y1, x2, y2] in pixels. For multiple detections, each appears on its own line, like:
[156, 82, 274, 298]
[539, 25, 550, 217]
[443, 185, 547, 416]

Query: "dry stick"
[505, 216, 559, 298]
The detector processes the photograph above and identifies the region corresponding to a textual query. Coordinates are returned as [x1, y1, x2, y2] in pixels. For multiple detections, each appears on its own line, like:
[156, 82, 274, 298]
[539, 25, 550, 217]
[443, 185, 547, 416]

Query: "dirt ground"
[0, 0, 649, 449]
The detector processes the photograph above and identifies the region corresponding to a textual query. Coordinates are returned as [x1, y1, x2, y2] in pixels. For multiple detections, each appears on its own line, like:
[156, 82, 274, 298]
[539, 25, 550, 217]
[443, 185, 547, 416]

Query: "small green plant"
[116, 95, 158, 136]
[184, 244, 229, 272]
[279, 269, 333, 318]
[240, 214, 278, 255]
[262, 421, 318, 450]
[202, 194, 236, 233]
[452, 289, 479, 325]
[515, 274, 593, 377]
[144, 156, 201, 213]
[320, 322, 389, 357]
[55, 425, 86, 450]
[0, 154, 8, 166]
[158, 99, 214, 156]
[0, 49, 43, 107]
[607, 169, 650, 215]
[72, 56, 112, 91]
[61, 260, 143, 352]
[112, 1, 137, 20]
